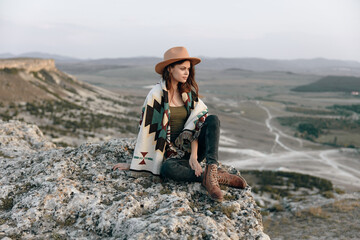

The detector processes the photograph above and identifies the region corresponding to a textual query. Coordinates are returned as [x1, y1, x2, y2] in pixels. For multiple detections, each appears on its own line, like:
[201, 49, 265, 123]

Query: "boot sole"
[202, 183, 224, 202]
[210, 195, 223, 202]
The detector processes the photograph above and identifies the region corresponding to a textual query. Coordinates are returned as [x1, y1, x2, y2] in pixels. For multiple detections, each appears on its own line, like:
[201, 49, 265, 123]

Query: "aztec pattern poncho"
[130, 80, 208, 175]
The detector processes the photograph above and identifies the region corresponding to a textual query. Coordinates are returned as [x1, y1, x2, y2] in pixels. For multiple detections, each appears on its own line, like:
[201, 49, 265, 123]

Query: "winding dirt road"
[221, 101, 360, 191]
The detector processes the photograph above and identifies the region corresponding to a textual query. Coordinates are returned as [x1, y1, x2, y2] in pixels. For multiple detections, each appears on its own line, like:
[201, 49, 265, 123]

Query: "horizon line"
[1, 51, 360, 63]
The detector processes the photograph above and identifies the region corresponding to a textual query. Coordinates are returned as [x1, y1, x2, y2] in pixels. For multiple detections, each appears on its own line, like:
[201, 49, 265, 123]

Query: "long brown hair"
[162, 59, 199, 98]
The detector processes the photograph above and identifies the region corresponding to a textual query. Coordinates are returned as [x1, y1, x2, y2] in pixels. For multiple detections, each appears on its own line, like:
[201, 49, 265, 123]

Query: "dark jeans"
[160, 115, 220, 182]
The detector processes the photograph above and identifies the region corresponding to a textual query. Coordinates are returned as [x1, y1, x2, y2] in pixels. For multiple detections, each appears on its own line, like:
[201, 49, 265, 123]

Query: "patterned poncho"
[130, 80, 208, 175]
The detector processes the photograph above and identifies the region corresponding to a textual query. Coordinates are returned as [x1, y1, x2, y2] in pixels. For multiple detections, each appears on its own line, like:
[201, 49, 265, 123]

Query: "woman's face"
[169, 60, 191, 84]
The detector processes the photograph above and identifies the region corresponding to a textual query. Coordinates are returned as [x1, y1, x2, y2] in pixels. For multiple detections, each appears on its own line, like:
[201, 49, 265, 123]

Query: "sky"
[0, 0, 360, 61]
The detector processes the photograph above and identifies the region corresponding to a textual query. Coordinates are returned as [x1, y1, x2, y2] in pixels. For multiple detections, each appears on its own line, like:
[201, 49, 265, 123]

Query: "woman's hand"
[112, 163, 130, 171]
[189, 155, 202, 177]
[189, 139, 202, 176]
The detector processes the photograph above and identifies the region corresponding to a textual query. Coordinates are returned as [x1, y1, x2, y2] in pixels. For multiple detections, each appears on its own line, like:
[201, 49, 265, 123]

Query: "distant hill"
[291, 76, 360, 92]
[0, 58, 138, 146]
[2, 52, 360, 76]
[0, 52, 82, 63]
[58, 57, 360, 77]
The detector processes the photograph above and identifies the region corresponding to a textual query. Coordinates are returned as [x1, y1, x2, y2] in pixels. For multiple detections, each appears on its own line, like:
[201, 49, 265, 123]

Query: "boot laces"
[217, 173, 230, 185]
[209, 165, 220, 187]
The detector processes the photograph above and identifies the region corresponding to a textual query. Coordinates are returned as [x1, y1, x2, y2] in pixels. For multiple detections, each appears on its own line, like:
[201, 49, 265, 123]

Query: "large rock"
[0, 120, 269, 239]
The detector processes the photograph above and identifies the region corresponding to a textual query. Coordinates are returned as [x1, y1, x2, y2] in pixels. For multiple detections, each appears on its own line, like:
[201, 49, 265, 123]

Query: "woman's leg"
[197, 115, 247, 189]
[197, 115, 220, 164]
[160, 115, 220, 185]
[196, 115, 224, 201]
[160, 158, 202, 182]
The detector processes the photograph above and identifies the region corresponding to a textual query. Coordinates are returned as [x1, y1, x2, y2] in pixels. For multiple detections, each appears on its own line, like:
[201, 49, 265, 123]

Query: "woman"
[113, 46, 246, 201]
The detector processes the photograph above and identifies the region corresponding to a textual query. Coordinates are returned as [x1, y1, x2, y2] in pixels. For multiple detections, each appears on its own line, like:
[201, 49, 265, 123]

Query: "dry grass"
[264, 198, 360, 239]
[332, 199, 360, 212]
[294, 206, 329, 219]
[295, 207, 329, 219]
[307, 207, 329, 218]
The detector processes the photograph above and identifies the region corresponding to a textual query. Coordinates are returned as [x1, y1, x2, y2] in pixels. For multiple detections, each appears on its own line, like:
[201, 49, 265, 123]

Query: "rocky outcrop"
[0, 58, 56, 72]
[0, 120, 269, 239]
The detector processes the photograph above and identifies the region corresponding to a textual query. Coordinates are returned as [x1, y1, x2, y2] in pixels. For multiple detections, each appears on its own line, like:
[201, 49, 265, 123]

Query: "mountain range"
[2, 52, 360, 76]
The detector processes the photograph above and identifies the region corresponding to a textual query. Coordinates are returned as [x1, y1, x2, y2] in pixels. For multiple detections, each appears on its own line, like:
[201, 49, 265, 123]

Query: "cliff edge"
[0, 120, 269, 239]
[0, 58, 57, 72]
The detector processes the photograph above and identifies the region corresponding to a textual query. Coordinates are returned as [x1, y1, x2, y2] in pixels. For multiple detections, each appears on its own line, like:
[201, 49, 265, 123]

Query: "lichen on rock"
[0, 120, 270, 239]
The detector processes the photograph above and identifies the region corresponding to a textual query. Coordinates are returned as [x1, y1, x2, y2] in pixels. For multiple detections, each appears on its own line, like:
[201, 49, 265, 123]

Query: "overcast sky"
[1, 0, 359, 61]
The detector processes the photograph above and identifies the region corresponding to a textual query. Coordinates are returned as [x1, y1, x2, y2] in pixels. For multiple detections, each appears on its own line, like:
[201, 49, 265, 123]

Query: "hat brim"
[155, 57, 201, 74]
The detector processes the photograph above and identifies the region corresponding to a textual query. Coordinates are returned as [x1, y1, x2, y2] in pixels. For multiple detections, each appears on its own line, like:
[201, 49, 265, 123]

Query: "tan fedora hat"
[155, 46, 201, 74]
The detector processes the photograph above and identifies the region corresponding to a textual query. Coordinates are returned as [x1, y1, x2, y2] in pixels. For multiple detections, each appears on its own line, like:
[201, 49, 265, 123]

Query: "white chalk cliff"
[0, 58, 57, 72]
[0, 120, 269, 239]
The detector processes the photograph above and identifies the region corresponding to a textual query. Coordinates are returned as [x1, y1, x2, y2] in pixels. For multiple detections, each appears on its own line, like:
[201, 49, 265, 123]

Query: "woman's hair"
[162, 59, 199, 97]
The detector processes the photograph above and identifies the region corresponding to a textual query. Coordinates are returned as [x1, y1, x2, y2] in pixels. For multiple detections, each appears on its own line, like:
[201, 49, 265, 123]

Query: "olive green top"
[170, 105, 188, 143]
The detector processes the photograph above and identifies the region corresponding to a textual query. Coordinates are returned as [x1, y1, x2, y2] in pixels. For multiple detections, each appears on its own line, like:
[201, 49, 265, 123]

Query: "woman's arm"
[189, 139, 202, 177]
[191, 139, 198, 155]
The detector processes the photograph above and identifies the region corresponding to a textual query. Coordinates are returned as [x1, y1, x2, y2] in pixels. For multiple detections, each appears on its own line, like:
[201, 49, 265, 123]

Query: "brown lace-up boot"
[217, 168, 247, 189]
[202, 164, 223, 202]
